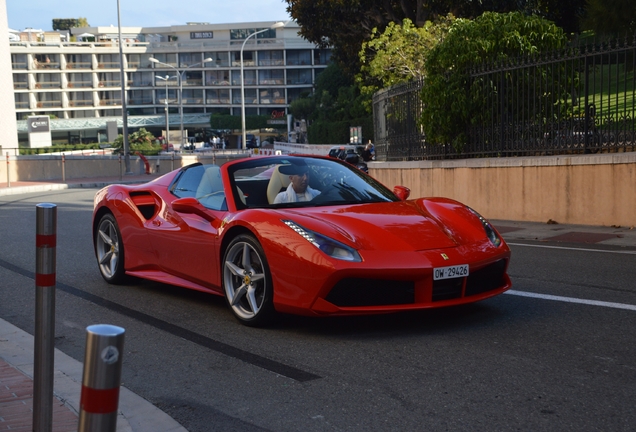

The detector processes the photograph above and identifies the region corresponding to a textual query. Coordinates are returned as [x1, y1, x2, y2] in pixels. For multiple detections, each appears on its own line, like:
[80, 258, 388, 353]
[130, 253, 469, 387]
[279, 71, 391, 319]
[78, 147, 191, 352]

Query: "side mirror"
[393, 186, 410, 201]
[172, 197, 216, 222]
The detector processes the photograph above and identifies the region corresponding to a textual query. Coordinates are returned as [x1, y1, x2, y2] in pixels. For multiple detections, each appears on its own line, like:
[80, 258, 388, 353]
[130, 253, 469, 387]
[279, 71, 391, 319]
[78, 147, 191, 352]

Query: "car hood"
[275, 201, 459, 252]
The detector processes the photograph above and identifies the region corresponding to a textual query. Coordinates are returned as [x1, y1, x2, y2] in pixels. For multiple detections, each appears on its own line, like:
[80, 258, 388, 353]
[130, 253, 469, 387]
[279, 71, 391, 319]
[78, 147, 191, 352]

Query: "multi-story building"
[10, 21, 331, 145]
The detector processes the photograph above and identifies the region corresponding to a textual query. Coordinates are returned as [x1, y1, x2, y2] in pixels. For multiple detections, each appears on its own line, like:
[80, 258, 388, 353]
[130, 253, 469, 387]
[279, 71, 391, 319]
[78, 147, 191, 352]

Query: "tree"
[285, 0, 583, 74]
[113, 128, 159, 153]
[420, 12, 570, 149]
[52, 18, 90, 31]
[289, 63, 374, 143]
[581, 0, 636, 35]
[358, 15, 454, 96]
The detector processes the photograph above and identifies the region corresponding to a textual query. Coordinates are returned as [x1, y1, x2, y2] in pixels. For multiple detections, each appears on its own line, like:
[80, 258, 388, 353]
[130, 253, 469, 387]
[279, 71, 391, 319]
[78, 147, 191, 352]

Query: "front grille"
[432, 278, 463, 301]
[465, 259, 507, 297]
[326, 278, 415, 307]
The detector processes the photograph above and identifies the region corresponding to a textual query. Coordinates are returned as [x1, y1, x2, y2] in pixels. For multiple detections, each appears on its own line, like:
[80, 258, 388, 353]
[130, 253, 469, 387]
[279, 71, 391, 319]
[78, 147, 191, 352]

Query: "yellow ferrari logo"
[441, 253, 449, 260]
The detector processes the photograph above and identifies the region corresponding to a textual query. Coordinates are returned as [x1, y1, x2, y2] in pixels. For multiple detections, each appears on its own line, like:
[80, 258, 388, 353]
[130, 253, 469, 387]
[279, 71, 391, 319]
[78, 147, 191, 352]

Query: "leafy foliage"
[288, 63, 373, 144]
[113, 128, 161, 154]
[357, 15, 454, 98]
[208, 114, 270, 130]
[52, 18, 89, 31]
[581, 0, 636, 35]
[285, 0, 584, 74]
[420, 12, 570, 149]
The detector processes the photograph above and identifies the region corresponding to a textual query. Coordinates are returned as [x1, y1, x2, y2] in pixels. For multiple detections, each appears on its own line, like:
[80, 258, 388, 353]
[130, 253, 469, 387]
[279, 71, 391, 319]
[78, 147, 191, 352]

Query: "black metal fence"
[373, 34, 636, 160]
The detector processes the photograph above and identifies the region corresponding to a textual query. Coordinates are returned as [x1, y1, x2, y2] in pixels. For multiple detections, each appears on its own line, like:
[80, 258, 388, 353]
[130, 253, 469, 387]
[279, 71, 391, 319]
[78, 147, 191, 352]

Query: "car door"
[145, 165, 226, 291]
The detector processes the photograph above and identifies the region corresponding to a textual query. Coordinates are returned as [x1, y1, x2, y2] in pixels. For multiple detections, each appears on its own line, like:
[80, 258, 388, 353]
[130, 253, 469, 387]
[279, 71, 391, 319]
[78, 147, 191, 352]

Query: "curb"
[0, 318, 187, 432]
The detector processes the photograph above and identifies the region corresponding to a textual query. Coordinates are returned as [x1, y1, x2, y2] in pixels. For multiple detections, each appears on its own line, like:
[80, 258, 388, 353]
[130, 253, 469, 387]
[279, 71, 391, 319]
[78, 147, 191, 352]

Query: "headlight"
[467, 208, 502, 247]
[282, 220, 362, 262]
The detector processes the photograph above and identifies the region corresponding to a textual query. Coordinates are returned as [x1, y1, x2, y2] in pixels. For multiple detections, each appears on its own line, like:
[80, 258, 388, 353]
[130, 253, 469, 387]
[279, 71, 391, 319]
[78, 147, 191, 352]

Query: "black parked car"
[328, 145, 368, 173]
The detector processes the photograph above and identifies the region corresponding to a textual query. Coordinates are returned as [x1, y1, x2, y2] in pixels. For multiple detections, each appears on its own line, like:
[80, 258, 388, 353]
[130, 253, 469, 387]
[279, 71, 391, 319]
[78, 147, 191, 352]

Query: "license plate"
[433, 264, 469, 280]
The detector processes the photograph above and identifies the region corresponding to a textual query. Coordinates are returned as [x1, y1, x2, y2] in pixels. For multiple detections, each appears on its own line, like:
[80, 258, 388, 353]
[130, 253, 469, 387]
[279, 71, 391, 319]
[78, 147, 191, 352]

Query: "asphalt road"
[1, 189, 635, 431]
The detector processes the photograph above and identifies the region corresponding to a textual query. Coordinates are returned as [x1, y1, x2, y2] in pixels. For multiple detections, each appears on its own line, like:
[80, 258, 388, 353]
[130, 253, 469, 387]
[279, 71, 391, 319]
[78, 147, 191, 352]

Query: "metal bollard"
[78, 324, 125, 432]
[62, 154, 66, 182]
[33, 203, 57, 432]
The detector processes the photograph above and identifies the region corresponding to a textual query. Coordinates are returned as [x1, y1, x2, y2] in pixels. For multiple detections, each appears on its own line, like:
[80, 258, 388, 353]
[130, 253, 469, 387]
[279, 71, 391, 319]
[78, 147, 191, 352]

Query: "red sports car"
[93, 155, 511, 326]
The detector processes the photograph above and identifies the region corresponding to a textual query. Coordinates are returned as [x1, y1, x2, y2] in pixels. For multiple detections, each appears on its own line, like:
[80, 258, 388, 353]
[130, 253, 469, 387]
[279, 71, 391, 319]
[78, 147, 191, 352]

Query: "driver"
[274, 162, 321, 203]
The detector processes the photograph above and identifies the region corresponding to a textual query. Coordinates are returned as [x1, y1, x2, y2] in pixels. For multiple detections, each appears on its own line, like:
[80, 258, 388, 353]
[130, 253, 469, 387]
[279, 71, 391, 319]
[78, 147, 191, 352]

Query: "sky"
[6, 0, 292, 31]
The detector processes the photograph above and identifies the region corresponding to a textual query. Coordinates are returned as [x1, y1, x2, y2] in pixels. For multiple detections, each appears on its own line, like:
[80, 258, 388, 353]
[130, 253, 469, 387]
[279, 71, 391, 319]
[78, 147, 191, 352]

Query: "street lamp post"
[155, 75, 177, 147]
[116, 0, 131, 174]
[149, 58, 212, 148]
[240, 22, 286, 150]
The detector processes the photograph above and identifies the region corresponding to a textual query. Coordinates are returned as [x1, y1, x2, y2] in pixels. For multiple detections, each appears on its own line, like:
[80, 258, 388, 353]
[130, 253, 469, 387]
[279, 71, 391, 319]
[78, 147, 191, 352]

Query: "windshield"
[228, 156, 397, 209]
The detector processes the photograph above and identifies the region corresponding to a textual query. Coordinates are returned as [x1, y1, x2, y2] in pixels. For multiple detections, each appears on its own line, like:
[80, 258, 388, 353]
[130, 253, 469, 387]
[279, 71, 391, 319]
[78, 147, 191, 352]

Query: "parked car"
[246, 134, 260, 149]
[328, 145, 368, 173]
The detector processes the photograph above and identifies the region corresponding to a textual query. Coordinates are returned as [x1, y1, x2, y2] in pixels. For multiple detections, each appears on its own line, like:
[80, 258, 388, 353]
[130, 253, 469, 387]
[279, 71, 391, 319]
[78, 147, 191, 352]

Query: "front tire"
[222, 234, 275, 327]
[95, 213, 126, 284]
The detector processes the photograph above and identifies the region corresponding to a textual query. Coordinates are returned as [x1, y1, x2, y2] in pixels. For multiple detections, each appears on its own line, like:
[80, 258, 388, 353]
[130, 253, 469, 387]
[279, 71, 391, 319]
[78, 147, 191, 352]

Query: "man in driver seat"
[274, 162, 321, 203]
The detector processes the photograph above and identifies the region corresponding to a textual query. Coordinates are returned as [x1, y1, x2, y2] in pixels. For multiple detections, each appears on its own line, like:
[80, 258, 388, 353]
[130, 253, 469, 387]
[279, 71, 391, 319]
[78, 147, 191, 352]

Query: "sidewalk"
[0, 319, 187, 432]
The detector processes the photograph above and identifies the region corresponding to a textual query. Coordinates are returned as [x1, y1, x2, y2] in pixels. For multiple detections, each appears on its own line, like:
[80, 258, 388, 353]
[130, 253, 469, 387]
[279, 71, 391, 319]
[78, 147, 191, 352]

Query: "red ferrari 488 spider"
[93, 155, 511, 326]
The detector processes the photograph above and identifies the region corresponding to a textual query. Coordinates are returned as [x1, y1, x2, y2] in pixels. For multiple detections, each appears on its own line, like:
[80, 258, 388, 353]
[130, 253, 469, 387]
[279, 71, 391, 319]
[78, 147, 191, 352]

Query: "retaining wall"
[2, 152, 634, 227]
[369, 153, 636, 227]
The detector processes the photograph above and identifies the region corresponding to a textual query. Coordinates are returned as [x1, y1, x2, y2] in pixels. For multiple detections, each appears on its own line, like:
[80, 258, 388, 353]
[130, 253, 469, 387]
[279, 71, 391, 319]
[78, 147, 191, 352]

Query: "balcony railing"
[99, 99, 121, 106]
[12, 62, 27, 70]
[67, 81, 92, 88]
[68, 100, 93, 107]
[98, 80, 121, 88]
[258, 59, 284, 66]
[15, 101, 29, 109]
[183, 79, 203, 86]
[206, 98, 231, 104]
[37, 82, 61, 89]
[66, 62, 92, 69]
[34, 61, 60, 69]
[182, 98, 204, 104]
[36, 100, 62, 108]
[97, 62, 120, 69]
[13, 82, 28, 89]
[128, 98, 154, 105]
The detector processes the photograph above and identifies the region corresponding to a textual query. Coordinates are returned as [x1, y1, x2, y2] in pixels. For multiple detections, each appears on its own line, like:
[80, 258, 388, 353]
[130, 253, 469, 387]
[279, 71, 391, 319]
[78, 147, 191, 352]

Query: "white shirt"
[274, 183, 321, 204]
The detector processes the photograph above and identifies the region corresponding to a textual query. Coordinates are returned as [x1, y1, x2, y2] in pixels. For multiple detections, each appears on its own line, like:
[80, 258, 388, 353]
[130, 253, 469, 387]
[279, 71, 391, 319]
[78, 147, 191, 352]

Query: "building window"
[206, 89, 230, 104]
[258, 50, 283, 66]
[151, 53, 177, 68]
[230, 28, 276, 40]
[204, 51, 229, 67]
[179, 52, 202, 67]
[205, 70, 230, 86]
[313, 49, 332, 65]
[259, 69, 284, 85]
[286, 50, 311, 66]
[232, 51, 255, 67]
[231, 70, 256, 86]
[286, 69, 312, 85]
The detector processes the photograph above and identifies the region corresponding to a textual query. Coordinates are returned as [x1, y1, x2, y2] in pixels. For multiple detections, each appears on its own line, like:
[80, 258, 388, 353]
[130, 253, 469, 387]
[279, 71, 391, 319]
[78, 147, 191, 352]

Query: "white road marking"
[507, 242, 636, 255]
[505, 290, 636, 311]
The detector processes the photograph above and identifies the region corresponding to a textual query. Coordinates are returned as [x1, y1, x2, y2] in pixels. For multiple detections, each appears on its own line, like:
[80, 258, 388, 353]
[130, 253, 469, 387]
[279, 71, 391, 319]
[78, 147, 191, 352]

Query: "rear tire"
[95, 213, 126, 284]
[222, 234, 275, 327]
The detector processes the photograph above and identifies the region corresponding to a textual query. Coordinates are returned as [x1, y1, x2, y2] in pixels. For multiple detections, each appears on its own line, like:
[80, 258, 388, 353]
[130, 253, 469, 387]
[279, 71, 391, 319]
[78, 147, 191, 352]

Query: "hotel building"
[9, 21, 330, 145]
